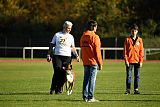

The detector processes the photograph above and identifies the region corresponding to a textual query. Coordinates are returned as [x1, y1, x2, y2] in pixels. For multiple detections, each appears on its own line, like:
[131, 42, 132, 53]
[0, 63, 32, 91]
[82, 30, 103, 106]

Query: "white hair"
[63, 21, 73, 28]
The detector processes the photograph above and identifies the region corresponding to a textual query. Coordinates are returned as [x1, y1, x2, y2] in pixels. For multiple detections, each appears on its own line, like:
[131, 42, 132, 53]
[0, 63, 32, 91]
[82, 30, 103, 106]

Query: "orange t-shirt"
[123, 36, 144, 63]
[80, 30, 103, 66]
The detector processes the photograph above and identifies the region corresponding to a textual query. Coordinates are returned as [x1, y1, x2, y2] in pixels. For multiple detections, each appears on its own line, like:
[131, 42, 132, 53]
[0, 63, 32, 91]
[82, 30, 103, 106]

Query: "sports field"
[0, 59, 160, 107]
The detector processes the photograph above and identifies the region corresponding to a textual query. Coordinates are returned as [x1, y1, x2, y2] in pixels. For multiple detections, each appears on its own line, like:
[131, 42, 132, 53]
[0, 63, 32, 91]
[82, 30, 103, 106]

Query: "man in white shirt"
[47, 21, 80, 94]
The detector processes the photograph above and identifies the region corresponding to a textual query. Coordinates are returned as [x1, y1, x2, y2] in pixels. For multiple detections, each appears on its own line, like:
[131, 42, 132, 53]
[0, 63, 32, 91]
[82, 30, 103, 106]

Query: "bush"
[146, 54, 160, 60]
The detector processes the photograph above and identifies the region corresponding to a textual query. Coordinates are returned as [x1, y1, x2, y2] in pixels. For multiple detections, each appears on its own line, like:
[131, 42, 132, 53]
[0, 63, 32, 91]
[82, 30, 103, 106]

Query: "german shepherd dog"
[62, 64, 75, 95]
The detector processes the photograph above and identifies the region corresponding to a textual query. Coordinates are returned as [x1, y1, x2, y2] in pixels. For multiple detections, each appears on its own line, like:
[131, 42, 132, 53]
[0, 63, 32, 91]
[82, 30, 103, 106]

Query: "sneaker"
[50, 90, 54, 95]
[88, 98, 99, 102]
[124, 90, 130, 95]
[134, 90, 140, 95]
[83, 99, 88, 102]
[67, 91, 69, 95]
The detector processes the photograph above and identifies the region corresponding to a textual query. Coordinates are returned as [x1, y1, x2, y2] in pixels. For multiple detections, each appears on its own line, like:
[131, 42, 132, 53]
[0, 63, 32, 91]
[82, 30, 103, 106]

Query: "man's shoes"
[124, 90, 130, 95]
[134, 90, 140, 95]
[55, 91, 61, 94]
[50, 90, 54, 95]
[88, 98, 99, 102]
[124, 90, 140, 95]
[55, 90, 62, 94]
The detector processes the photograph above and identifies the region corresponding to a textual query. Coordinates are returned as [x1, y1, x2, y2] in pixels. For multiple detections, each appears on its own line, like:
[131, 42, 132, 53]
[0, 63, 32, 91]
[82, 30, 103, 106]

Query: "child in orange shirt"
[123, 24, 144, 95]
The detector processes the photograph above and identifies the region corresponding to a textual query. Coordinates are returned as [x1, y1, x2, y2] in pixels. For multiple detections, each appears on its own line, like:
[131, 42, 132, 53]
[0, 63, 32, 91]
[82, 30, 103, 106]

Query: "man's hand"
[125, 61, 129, 67]
[98, 65, 102, 70]
[47, 54, 51, 62]
[76, 56, 80, 62]
[139, 63, 143, 68]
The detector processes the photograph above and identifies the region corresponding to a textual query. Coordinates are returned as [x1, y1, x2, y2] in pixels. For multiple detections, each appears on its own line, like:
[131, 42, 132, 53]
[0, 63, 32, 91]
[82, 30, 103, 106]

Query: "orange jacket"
[80, 30, 103, 66]
[123, 36, 144, 63]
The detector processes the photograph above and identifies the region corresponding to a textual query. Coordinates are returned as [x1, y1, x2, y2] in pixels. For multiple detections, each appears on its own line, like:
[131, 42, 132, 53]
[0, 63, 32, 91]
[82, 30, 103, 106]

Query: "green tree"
[0, 0, 29, 17]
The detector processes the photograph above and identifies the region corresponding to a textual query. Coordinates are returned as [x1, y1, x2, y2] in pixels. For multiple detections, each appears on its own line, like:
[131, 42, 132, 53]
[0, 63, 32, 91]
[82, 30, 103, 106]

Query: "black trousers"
[50, 55, 71, 92]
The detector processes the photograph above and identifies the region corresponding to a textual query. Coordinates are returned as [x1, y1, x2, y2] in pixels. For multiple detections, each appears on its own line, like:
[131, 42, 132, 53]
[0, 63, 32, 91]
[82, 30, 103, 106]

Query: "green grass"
[0, 61, 160, 107]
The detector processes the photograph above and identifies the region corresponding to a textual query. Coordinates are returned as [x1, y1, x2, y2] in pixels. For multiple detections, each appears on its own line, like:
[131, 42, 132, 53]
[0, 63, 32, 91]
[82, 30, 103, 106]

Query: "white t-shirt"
[51, 32, 75, 56]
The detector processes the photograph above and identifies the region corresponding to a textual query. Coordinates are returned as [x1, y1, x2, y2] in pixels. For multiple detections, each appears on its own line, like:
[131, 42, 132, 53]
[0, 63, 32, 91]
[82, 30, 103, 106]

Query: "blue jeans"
[83, 65, 98, 100]
[126, 63, 140, 91]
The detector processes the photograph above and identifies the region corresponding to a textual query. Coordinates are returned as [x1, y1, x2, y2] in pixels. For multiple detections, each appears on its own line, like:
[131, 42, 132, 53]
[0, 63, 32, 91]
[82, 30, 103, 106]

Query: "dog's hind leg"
[69, 82, 74, 95]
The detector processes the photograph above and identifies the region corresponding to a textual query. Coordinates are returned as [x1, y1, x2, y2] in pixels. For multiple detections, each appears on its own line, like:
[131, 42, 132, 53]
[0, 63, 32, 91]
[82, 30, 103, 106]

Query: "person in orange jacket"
[80, 20, 103, 102]
[123, 24, 144, 95]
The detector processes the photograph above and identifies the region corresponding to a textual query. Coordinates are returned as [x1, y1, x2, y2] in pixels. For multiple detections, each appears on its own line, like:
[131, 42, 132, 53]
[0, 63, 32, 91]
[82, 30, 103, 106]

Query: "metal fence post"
[103, 49, 105, 59]
[144, 49, 146, 60]
[31, 48, 33, 60]
[23, 48, 25, 60]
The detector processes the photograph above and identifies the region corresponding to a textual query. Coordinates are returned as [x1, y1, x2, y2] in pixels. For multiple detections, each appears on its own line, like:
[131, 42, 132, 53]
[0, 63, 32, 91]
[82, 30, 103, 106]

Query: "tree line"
[0, 0, 160, 42]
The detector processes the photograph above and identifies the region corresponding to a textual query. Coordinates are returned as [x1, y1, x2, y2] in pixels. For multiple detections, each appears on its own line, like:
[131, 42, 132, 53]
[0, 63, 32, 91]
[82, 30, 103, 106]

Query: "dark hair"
[130, 24, 138, 30]
[87, 20, 97, 31]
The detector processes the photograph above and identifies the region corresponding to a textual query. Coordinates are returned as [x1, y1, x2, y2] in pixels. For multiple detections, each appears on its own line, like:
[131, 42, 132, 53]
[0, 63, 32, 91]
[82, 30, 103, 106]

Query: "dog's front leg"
[66, 81, 69, 95]
[70, 82, 74, 91]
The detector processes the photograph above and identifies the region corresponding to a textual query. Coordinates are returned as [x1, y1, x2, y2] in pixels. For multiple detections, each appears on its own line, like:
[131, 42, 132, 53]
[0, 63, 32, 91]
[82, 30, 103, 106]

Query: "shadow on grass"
[96, 92, 160, 95]
[1, 92, 160, 102]
[96, 92, 122, 95]
[1, 92, 160, 96]
[140, 93, 160, 95]
[0, 99, 160, 102]
[0, 92, 50, 95]
[99, 99, 160, 102]
[0, 99, 82, 102]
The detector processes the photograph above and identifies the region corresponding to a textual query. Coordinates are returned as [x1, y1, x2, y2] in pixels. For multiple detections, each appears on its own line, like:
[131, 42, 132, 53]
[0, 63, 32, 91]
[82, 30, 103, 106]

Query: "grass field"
[0, 60, 160, 107]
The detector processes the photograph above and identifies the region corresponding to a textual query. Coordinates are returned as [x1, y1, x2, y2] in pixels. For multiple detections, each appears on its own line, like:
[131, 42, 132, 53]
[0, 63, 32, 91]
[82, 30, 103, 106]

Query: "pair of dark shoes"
[134, 90, 140, 95]
[50, 90, 54, 95]
[124, 90, 140, 95]
[50, 90, 62, 95]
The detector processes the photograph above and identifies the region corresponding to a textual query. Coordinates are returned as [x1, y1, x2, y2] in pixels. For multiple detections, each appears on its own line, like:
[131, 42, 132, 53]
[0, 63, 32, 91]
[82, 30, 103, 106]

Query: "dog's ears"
[63, 64, 72, 70]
